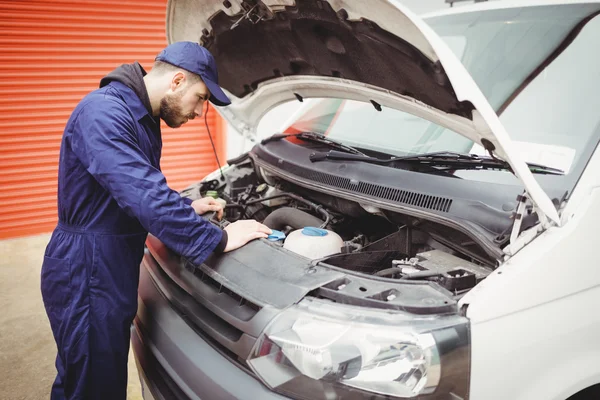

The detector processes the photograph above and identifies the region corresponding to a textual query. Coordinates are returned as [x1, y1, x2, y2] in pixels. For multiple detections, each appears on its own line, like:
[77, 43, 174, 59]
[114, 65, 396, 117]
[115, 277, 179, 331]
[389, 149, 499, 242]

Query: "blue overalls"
[41, 81, 222, 399]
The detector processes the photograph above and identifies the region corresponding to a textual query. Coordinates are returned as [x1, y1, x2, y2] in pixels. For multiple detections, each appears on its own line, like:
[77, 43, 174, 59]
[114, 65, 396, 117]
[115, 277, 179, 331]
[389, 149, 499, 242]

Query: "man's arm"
[69, 99, 259, 264]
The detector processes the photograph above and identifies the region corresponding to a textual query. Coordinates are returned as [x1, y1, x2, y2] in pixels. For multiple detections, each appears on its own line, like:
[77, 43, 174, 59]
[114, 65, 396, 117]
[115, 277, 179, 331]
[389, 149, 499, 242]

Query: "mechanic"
[40, 41, 272, 399]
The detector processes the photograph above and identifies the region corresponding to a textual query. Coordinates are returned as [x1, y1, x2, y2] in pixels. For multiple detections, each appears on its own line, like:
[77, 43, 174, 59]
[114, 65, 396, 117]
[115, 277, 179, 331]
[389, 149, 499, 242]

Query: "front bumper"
[131, 263, 288, 400]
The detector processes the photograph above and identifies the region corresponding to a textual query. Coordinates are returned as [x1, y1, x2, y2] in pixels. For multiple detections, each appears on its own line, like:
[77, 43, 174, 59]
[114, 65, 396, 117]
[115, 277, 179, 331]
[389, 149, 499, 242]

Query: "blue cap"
[267, 229, 286, 241]
[301, 227, 328, 237]
[155, 41, 231, 106]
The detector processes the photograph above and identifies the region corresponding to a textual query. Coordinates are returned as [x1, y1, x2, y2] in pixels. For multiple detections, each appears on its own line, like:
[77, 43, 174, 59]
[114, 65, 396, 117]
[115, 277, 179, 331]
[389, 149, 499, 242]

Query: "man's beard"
[159, 90, 195, 128]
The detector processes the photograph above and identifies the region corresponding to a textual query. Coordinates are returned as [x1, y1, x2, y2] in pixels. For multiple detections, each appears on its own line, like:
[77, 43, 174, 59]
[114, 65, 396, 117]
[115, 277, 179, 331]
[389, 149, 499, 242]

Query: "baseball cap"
[155, 41, 231, 106]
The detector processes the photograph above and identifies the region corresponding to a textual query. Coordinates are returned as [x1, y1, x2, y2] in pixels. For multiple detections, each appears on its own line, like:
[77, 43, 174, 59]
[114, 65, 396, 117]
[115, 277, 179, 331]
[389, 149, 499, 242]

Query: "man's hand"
[191, 197, 224, 220]
[223, 220, 272, 252]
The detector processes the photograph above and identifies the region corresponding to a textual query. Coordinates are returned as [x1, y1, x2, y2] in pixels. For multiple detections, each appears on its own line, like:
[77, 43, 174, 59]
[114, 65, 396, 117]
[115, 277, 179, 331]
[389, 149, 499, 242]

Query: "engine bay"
[181, 155, 492, 298]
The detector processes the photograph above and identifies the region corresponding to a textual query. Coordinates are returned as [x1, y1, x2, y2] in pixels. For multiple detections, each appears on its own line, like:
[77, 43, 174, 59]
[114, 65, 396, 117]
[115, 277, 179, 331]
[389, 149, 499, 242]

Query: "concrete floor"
[0, 234, 142, 399]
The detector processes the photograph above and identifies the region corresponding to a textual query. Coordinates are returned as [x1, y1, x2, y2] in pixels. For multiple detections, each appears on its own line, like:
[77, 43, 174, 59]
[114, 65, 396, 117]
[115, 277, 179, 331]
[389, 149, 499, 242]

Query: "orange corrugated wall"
[0, 0, 226, 239]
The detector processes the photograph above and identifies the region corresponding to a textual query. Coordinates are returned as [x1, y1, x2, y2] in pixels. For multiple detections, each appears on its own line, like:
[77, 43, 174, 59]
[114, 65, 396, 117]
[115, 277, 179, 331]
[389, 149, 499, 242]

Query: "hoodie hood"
[100, 61, 153, 116]
[165, 0, 569, 225]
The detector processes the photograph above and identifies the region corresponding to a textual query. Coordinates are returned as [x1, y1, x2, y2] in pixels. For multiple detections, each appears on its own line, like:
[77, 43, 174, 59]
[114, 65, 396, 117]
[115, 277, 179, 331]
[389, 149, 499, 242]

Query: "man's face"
[160, 77, 210, 128]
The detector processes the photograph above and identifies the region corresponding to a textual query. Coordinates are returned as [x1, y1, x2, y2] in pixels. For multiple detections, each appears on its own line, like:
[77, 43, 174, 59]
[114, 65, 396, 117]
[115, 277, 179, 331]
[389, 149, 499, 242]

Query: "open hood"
[166, 0, 561, 225]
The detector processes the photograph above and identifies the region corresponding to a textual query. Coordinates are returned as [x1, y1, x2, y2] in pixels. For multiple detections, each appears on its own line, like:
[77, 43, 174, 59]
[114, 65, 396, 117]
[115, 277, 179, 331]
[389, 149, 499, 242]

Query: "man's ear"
[170, 71, 186, 91]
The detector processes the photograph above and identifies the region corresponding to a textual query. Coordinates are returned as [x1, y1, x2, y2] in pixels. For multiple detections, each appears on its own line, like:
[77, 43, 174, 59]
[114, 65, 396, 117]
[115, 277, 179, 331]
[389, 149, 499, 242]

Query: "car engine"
[181, 156, 492, 296]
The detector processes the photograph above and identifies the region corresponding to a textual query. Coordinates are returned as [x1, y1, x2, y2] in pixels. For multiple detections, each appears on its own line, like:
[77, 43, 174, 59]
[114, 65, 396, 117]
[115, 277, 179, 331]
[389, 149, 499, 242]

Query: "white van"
[132, 1, 600, 399]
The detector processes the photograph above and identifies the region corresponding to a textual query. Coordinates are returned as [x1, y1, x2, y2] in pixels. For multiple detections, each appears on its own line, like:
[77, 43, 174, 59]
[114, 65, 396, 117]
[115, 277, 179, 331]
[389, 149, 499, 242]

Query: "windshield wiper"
[309, 150, 565, 175]
[261, 132, 366, 155]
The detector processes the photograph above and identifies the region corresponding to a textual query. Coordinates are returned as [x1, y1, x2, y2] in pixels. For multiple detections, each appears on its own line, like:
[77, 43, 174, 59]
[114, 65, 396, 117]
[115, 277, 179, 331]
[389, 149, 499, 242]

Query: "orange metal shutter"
[0, 0, 226, 239]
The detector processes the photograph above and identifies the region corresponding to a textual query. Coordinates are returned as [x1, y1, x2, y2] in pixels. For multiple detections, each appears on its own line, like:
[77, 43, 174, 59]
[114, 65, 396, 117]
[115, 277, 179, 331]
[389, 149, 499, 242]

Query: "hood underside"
[166, 0, 562, 225]
[168, 0, 472, 119]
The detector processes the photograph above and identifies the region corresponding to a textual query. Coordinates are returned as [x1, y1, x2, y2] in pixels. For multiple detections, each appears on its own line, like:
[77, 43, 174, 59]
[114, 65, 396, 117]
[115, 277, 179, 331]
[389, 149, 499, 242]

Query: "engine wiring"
[226, 192, 332, 229]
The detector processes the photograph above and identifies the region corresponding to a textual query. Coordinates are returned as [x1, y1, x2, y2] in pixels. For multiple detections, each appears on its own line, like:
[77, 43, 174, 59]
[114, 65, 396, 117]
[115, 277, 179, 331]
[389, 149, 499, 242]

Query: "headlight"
[248, 298, 470, 400]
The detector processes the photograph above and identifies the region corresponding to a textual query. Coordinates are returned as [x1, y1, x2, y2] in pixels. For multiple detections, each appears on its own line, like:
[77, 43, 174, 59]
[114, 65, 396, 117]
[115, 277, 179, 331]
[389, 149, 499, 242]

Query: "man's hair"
[151, 60, 202, 85]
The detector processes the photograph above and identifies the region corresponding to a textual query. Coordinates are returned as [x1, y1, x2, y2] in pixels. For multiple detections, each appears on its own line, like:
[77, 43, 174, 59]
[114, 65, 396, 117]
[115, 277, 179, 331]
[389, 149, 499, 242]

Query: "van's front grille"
[192, 267, 261, 315]
[142, 249, 270, 367]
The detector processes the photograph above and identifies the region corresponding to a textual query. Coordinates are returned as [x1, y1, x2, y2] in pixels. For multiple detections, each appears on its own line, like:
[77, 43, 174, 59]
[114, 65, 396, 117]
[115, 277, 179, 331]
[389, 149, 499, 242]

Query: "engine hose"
[243, 192, 331, 229]
[263, 207, 325, 231]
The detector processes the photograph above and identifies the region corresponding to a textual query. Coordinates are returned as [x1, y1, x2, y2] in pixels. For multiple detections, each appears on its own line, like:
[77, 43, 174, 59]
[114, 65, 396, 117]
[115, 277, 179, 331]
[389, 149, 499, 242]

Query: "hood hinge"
[503, 191, 554, 257]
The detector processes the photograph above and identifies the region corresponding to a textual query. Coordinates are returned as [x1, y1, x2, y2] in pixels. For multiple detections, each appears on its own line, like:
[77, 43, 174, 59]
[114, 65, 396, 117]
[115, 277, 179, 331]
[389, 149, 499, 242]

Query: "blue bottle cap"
[267, 229, 286, 241]
[301, 227, 328, 237]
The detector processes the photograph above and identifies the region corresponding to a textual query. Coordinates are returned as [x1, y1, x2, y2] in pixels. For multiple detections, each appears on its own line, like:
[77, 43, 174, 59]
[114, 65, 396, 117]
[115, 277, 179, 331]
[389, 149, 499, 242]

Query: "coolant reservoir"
[283, 227, 344, 259]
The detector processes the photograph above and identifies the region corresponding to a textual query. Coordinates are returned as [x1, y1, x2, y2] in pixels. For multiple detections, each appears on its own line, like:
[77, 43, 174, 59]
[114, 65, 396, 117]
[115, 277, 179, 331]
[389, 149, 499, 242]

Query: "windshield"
[278, 5, 600, 185]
